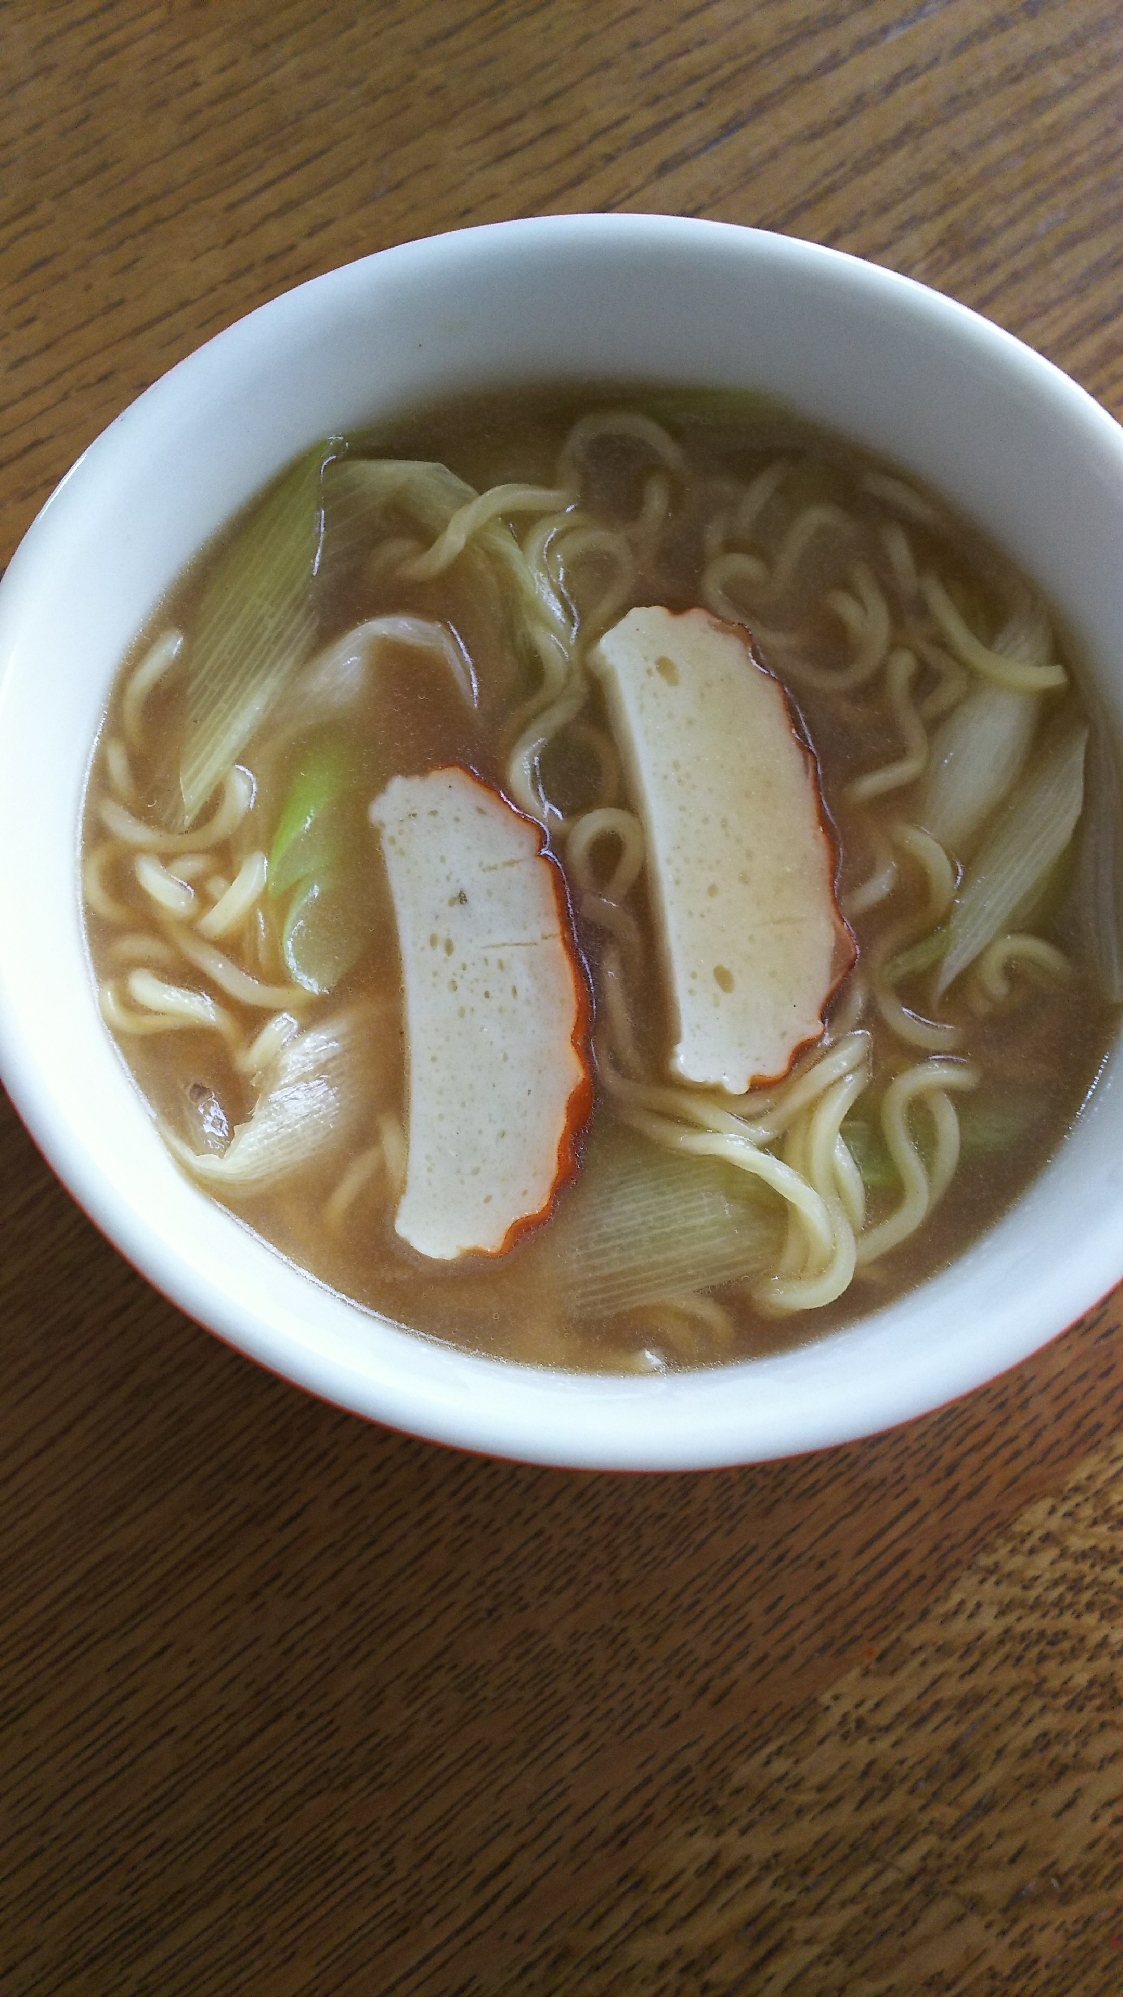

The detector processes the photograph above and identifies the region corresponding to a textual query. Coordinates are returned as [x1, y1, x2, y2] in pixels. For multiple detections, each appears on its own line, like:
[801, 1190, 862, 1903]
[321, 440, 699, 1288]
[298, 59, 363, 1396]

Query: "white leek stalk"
[533, 1124, 782, 1320]
[920, 683, 1040, 857]
[937, 726, 1087, 996]
[163, 1005, 381, 1192]
[180, 443, 337, 826]
[1067, 723, 1123, 1003]
[324, 459, 571, 688]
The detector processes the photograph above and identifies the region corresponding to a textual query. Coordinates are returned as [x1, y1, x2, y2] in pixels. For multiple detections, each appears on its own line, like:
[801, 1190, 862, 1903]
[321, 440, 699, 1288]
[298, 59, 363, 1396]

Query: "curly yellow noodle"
[921, 573, 1067, 692]
[821, 560, 891, 685]
[595, 952, 646, 1081]
[969, 933, 1074, 1009]
[121, 628, 183, 750]
[323, 1143, 385, 1233]
[504, 679, 589, 822]
[233, 1011, 300, 1078]
[768, 503, 854, 601]
[761, 1064, 868, 1311]
[734, 459, 790, 539]
[163, 925, 313, 1010]
[565, 807, 645, 901]
[861, 471, 942, 526]
[106, 932, 178, 970]
[581, 894, 644, 967]
[843, 850, 899, 920]
[824, 968, 869, 1040]
[699, 550, 770, 621]
[546, 524, 635, 633]
[878, 519, 918, 600]
[868, 824, 963, 1053]
[833, 1129, 867, 1234]
[134, 852, 197, 919]
[99, 765, 253, 854]
[99, 974, 239, 1048]
[104, 737, 136, 805]
[196, 850, 269, 942]
[83, 841, 131, 923]
[914, 641, 971, 721]
[846, 649, 928, 803]
[557, 409, 686, 492]
[400, 484, 570, 581]
[855, 1061, 978, 1266]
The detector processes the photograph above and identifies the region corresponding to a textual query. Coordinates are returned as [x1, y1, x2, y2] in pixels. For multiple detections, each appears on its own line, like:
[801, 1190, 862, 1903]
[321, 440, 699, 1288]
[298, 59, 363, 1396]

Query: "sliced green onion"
[281, 866, 374, 996]
[1067, 722, 1123, 1003]
[883, 925, 950, 984]
[180, 441, 340, 825]
[532, 1121, 783, 1320]
[269, 735, 355, 897]
[162, 1006, 375, 1191]
[919, 683, 1040, 857]
[936, 725, 1087, 995]
[267, 734, 379, 996]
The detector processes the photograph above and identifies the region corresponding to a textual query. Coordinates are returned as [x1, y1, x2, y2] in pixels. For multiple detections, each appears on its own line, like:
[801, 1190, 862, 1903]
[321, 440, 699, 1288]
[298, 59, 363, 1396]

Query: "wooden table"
[3, 4, 1121, 1990]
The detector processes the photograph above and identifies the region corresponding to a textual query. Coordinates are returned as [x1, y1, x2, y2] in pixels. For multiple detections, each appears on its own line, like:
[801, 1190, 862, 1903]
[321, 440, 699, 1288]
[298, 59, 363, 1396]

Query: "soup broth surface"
[82, 388, 1119, 1371]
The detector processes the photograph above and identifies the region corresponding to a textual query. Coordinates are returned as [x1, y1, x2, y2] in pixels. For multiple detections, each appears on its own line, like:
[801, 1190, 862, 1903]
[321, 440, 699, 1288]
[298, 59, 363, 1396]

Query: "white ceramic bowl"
[2, 215, 1122, 1470]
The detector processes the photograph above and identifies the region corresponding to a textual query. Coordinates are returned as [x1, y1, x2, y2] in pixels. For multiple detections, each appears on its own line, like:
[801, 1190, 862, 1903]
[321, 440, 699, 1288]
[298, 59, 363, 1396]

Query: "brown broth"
[81, 388, 1119, 1371]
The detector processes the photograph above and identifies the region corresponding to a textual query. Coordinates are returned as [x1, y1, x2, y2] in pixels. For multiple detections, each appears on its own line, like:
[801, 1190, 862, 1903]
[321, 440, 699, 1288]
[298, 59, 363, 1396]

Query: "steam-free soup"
[81, 390, 1121, 1371]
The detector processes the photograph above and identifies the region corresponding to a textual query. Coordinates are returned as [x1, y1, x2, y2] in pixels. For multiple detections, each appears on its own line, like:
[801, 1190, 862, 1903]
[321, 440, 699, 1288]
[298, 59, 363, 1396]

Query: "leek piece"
[282, 868, 372, 997]
[1067, 723, 1123, 1003]
[164, 1005, 378, 1193]
[530, 1122, 783, 1320]
[268, 734, 377, 995]
[957, 1097, 1042, 1158]
[936, 726, 1087, 996]
[180, 441, 339, 826]
[919, 683, 1040, 857]
[883, 925, 949, 984]
[323, 458, 569, 683]
[323, 456, 477, 548]
[273, 617, 476, 743]
[269, 735, 354, 895]
[839, 1116, 898, 1190]
[1006, 843, 1073, 933]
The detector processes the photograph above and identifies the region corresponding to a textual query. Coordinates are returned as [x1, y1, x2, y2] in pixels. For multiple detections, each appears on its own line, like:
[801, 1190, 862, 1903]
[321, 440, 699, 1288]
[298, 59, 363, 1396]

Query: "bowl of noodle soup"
[1, 214, 1122, 1469]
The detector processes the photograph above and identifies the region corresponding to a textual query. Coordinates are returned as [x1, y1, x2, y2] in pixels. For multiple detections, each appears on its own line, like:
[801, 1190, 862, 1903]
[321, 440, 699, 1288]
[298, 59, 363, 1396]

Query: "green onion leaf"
[269, 735, 355, 897]
[281, 868, 374, 997]
[269, 734, 379, 995]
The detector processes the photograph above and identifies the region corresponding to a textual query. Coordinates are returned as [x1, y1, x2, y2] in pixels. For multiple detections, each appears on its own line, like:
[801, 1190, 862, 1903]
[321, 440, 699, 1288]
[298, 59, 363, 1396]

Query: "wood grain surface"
[2, 2, 1122, 1992]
